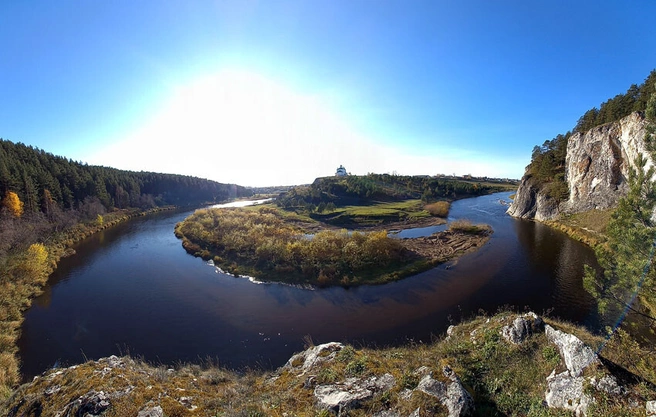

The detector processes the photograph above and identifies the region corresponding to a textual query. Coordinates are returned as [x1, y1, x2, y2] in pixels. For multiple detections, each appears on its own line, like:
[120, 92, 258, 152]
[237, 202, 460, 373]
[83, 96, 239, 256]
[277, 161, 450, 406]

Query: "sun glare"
[92, 70, 373, 185]
[90, 69, 514, 186]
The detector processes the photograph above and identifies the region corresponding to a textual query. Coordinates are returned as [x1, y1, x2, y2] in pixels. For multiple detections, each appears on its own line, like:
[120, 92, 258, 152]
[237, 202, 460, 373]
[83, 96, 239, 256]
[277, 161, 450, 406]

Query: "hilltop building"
[335, 165, 347, 176]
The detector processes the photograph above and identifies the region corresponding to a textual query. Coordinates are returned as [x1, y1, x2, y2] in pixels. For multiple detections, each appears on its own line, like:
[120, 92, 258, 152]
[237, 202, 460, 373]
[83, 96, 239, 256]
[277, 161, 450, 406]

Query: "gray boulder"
[545, 370, 591, 416]
[416, 366, 474, 417]
[283, 342, 344, 375]
[314, 373, 395, 413]
[137, 405, 164, 417]
[590, 374, 623, 396]
[647, 400, 656, 416]
[501, 313, 545, 345]
[69, 390, 111, 416]
[545, 325, 598, 377]
[501, 317, 532, 344]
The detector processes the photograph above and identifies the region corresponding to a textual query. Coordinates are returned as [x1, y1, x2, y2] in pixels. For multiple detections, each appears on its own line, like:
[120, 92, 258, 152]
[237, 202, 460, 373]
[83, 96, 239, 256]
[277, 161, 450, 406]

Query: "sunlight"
[90, 69, 517, 185]
[92, 70, 367, 184]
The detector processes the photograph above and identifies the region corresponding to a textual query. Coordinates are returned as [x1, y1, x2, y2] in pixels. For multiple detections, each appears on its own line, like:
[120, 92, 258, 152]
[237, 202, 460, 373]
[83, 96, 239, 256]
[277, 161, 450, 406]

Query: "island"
[175, 174, 512, 286]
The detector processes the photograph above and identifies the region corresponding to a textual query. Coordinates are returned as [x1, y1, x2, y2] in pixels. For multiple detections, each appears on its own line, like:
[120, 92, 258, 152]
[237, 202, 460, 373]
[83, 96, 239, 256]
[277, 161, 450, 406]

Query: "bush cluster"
[175, 207, 407, 285]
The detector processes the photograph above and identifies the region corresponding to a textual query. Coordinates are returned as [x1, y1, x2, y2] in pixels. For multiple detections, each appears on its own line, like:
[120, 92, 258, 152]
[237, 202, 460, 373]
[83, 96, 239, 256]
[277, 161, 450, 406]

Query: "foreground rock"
[314, 374, 396, 413]
[545, 324, 598, 377]
[545, 370, 591, 416]
[3, 313, 654, 417]
[501, 312, 544, 344]
[283, 342, 344, 375]
[417, 366, 474, 417]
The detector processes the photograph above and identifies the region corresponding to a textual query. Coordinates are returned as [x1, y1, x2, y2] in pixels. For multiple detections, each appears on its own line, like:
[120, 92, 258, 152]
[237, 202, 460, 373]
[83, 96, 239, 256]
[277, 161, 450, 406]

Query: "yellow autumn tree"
[2, 191, 24, 217]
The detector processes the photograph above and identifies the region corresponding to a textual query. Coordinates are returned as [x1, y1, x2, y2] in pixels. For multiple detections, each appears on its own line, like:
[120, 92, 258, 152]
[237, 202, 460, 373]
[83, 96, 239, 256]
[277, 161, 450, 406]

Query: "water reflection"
[19, 192, 603, 379]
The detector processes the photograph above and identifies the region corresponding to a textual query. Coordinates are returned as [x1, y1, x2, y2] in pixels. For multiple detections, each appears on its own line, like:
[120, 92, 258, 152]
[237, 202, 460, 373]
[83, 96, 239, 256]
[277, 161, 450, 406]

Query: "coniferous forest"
[0, 139, 251, 214]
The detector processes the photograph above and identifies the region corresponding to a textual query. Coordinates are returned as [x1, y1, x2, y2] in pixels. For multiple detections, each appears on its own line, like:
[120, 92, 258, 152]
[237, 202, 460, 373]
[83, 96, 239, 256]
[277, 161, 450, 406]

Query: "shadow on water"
[18, 193, 605, 378]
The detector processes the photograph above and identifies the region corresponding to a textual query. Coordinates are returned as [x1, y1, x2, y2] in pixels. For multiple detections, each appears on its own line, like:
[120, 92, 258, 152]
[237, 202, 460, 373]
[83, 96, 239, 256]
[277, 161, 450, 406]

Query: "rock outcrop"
[314, 374, 396, 413]
[506, 176, 560, 220]
[4, 313, 654, 417]
[417, 366, 474, 417]
[544, 325, 599, 377]
[283, 342, 344, 375]
[501, 312, 544, 344]
[508, 112, 651, 220]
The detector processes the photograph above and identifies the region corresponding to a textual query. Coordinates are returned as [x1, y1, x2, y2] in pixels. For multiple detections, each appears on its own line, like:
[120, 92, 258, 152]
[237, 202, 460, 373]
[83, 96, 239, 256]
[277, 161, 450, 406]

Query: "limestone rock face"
[506, 177, 560, 220]
[508, 112, 651, 220]
[563, 112, 651, 213]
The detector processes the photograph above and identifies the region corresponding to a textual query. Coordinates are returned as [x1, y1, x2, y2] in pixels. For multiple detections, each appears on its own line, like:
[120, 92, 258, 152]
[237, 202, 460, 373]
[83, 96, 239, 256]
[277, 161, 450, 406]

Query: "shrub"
[425, 201, 450, 217]
[449, 219, 488, 234]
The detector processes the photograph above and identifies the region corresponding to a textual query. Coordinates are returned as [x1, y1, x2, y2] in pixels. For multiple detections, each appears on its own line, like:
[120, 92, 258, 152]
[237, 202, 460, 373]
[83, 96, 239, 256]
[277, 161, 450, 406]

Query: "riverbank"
[542, 208, 613, 248]
[4, 310, 655, 416]
[0, 206, 176, 401]
[175, 206, 491, 286]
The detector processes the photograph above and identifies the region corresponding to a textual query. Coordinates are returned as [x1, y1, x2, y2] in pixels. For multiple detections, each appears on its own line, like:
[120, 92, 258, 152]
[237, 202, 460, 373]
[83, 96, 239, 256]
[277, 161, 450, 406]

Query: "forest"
[0, 139, 251, 396]
[527, 69, 656, 202]
[0, 139, 251, 214]
[276, 173, 514, 213]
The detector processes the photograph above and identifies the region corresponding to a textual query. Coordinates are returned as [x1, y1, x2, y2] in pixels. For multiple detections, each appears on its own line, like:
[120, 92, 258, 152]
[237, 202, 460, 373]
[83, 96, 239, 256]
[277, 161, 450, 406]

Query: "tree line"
[0, 139, 251, 215]
[276, 174, 507, 212]
[574, 70, 656, 134]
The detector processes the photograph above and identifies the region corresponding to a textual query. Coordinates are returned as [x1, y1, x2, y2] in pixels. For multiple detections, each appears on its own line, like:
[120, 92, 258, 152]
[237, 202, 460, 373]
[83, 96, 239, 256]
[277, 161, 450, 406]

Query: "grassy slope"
[4, 311, 655, 416]
[310, 199, 436, 227]
[545, 208, 614, 248]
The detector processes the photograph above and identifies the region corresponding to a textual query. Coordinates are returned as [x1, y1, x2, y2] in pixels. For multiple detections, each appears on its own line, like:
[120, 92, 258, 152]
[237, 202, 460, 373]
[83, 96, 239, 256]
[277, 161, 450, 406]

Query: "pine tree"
[584, 91, 656, 321]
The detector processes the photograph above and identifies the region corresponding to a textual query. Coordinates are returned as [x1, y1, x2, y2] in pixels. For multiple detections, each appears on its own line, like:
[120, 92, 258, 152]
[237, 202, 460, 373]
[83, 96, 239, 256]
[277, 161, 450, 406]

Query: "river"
[18, 192, 601, 379]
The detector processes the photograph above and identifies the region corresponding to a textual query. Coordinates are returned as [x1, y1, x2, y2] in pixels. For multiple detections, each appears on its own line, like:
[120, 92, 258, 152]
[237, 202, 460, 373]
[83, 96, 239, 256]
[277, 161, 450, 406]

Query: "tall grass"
[424, 201, 450, 217]
[448, 219, 488, 234]
[0, 206, 175, 401]
[175, 206, 408, 286]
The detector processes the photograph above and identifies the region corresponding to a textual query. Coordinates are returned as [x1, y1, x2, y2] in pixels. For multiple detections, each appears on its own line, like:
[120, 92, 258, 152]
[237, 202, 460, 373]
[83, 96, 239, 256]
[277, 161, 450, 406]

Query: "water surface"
[19, 192, 601, 378]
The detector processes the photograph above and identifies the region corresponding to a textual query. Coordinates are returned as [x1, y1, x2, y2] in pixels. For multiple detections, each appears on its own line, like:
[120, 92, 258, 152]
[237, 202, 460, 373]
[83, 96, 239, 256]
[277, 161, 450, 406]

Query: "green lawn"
[316, 199, 432, 226]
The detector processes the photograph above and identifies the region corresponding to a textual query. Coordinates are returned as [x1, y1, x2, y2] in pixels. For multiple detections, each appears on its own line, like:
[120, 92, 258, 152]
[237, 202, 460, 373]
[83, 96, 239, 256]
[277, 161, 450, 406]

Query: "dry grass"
[546, 208, 614, 247]
[448, 219, 489, 234]
[0, 207, 176, 402]
[424, 201, 450, 217]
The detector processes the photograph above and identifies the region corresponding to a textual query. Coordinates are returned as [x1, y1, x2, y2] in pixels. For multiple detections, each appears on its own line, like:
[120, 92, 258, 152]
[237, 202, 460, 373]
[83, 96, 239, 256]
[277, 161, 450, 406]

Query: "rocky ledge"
[3, 313, 655, 416]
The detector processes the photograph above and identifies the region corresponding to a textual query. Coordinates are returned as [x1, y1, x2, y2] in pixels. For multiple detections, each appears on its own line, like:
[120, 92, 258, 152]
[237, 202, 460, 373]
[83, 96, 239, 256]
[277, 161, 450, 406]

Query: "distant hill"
[276, 173, 517, 209]
[0, 138, 252, 212]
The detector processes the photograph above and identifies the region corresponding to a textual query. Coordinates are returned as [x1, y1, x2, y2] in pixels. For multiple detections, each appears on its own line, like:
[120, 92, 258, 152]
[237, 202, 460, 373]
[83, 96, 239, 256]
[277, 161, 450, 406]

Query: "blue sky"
[1, 1, 655, 186]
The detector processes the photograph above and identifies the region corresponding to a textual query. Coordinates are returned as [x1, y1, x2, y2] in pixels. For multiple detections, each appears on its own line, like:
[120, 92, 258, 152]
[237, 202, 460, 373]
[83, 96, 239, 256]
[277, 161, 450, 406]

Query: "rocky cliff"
[508, 112, 652, 220]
